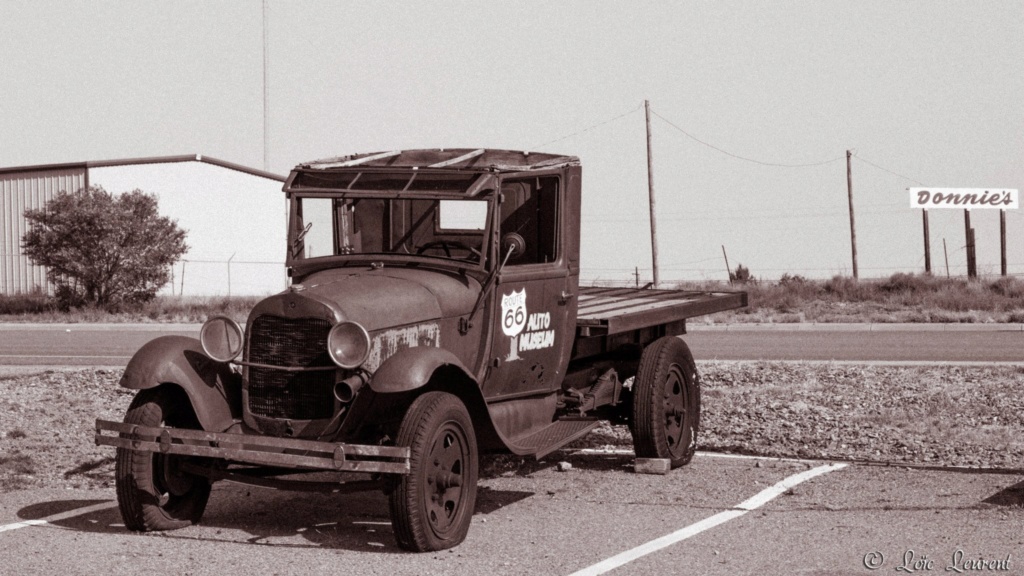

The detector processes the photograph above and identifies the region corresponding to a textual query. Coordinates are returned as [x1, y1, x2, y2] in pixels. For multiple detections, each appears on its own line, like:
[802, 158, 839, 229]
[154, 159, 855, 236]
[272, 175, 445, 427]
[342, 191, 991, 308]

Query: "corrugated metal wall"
[1, 168, 86, 294]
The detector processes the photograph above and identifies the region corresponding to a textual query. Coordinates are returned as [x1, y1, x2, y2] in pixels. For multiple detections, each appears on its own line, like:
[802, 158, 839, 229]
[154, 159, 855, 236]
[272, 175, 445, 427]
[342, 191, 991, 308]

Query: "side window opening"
[295, 197, 335, 259]
[500, 176, 558, 265]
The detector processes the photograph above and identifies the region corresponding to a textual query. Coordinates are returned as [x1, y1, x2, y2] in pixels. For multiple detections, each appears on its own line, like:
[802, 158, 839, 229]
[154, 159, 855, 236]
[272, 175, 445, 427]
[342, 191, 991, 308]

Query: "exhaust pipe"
[334, 374, 366, 403]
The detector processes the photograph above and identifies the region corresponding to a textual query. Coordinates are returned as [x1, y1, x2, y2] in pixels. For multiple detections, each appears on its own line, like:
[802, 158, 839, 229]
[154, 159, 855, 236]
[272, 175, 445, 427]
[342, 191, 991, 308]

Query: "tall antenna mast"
[263, 0, 270, 172]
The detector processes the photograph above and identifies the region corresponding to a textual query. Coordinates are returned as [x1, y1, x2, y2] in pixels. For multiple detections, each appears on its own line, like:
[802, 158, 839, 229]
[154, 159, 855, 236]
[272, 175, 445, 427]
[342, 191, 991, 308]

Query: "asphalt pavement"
[1, 452, 1021, 575]
[2, 322, 1024, 366]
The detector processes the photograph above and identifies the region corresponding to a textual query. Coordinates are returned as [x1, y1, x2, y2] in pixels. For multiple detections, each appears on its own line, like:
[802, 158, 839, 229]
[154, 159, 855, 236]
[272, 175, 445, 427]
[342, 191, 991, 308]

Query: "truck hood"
[266, 267, 482, 331]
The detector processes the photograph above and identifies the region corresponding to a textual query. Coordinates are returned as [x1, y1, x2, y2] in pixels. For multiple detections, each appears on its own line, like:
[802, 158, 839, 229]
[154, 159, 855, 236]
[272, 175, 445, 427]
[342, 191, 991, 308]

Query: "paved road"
[1, 453, 1021, 575]
[684, 325, 1024, 363]
[2, 323, 1024, 365]
[0, 324, 197, 366]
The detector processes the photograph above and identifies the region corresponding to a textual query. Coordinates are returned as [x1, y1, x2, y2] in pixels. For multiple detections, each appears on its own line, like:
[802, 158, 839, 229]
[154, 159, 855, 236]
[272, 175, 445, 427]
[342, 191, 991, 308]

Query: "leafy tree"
[22, 186, 188, 309]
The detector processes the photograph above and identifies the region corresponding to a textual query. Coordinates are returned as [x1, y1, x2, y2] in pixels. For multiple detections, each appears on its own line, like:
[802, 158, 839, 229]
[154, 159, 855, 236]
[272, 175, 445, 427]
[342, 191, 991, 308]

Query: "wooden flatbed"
[575, 286, 747, 336]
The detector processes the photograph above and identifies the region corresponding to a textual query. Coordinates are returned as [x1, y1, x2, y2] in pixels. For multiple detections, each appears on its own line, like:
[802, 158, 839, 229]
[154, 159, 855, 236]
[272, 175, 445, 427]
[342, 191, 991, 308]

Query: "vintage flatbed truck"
[95, 149, 746, 551]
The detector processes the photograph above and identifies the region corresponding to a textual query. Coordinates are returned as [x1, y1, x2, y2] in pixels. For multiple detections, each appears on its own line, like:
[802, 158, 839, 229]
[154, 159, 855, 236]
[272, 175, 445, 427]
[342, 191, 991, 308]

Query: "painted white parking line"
[0, 502, 118, 534]
[574, 448, 830, 466]
[0, 355, 131, 360]
[568, 463, 848, 576]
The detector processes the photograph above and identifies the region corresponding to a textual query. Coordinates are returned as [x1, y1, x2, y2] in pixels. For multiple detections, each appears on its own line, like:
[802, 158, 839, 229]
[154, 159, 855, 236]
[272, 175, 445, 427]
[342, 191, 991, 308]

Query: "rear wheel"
[388, 392, 478, 552]
[631, 336, 701, 468]
[115, 386, 212, 531]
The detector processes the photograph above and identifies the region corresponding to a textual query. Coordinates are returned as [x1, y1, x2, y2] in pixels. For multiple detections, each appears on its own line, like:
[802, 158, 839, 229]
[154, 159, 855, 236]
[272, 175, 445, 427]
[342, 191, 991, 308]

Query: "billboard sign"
[910, 188, 1019, 210]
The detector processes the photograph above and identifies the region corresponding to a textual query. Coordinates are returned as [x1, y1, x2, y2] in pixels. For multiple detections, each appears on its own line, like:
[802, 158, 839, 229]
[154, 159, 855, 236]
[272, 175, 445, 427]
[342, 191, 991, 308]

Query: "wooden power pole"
[964, 209, 976, 279]
[922, 209, 931, 274]
[1001, 209, 1007, 277]
[846, 150, 858, 279]
[645, 100, 660, 288]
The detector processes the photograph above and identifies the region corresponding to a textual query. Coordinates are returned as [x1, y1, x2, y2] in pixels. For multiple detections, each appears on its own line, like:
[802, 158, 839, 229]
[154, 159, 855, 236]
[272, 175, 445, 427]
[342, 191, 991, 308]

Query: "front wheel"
[388, 392, 478, 552]
[114, 386, 212, 531]
[630, 336, 701, 468]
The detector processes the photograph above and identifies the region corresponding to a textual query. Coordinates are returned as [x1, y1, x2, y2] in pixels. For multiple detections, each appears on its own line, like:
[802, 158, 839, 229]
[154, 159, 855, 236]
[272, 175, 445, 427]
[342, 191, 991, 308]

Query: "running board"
[511, 419, 600, 459]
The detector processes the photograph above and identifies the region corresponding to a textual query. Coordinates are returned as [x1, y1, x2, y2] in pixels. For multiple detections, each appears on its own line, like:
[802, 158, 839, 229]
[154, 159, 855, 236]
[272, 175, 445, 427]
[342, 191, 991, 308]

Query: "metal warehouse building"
[1, 155, 288, 296]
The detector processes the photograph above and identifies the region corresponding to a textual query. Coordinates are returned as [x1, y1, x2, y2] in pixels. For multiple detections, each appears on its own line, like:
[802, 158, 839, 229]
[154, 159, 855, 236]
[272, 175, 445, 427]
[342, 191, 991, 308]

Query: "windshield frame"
[285, 189, 497, 276]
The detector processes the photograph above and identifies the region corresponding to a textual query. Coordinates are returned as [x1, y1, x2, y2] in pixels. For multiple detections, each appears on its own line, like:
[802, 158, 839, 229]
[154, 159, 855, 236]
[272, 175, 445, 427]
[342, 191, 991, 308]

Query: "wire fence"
[167, 259, 287, 296]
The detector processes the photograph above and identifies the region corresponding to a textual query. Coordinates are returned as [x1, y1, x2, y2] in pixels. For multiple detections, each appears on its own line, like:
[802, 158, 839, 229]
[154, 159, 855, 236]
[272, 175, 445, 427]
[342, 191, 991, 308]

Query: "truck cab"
[96, 149, 746, 552]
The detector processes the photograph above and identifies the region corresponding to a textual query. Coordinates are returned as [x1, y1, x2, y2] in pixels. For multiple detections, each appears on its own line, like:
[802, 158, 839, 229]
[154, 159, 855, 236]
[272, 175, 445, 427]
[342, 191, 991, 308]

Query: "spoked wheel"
[631, 336, 701, 468]
[115, 386, 212, 531]
[388, 392, 478, 552]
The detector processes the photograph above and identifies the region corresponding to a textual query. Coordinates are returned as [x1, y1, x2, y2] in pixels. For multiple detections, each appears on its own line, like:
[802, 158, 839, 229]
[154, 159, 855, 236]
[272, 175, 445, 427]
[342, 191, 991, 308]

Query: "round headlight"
[200, 316, 244, 363]
[327, 321, 371, 369]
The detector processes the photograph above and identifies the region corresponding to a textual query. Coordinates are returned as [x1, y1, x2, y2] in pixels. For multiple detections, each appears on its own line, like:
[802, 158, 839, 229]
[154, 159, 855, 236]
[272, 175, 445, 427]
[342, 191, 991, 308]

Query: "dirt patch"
[0, 368, 132, 491]
[569, 362, 1024, 469]
[3, 363, 1023, 492]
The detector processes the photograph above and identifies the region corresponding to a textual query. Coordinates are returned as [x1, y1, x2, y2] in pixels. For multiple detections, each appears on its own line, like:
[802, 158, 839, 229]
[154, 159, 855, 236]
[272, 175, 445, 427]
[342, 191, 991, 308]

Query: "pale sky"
[2, 1, 1022, 284]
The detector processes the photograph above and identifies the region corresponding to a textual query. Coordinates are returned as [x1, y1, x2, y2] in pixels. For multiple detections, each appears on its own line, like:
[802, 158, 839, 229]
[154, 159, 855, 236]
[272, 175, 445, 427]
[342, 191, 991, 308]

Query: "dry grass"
[679, 273, 1024, 324]
[0, 294, 261, 324]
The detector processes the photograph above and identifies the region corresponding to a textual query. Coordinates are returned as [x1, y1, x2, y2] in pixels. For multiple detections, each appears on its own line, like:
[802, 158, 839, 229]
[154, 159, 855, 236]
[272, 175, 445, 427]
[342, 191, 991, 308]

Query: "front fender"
[119, 335, 241, 432]
[369, 346, 475, 394]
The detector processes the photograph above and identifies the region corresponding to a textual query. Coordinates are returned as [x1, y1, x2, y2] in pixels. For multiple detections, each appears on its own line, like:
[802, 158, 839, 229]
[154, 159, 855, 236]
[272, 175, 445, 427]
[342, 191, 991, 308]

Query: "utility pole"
[964, 209, 976, 279]
[645, 100, 660, 288]
[846, 150, 858, 279]
[1000, 209, 1007, 277]
[922, 209, 931, 274]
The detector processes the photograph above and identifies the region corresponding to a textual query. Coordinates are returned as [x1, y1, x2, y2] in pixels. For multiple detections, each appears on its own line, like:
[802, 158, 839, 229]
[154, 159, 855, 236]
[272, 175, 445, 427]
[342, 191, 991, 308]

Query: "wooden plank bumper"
[95, 419, 410, 475]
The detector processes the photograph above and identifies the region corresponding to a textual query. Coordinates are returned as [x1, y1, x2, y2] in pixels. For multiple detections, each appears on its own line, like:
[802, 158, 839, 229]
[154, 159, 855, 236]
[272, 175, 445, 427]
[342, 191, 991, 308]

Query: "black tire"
[631, 336, 700, 468]
[388, 392, 478, 552]
[115, 386, 212, 531]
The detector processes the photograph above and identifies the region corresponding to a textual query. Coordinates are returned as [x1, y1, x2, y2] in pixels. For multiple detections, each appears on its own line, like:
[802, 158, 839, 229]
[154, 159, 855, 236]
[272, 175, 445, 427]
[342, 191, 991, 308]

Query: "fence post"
[227, 253, 236, 297]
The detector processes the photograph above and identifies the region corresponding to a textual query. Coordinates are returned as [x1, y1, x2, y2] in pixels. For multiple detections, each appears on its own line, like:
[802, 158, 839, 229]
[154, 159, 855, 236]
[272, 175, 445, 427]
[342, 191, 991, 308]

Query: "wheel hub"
[425, 428, 467, 533]
[662, 365, 687, 457]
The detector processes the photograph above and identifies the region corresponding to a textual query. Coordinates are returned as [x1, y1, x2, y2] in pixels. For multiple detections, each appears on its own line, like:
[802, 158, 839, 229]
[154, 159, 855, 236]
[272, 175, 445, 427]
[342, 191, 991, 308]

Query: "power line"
[850, 153, 925, 185]
[530, 104, 643, 150]
[649, 109, 846, 168]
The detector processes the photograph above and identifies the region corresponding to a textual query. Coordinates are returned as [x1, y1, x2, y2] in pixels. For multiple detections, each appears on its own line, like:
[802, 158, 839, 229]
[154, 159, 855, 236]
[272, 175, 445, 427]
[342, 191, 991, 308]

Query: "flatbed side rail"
[576, 287, 747, 336]
[95, 419, 410, 475]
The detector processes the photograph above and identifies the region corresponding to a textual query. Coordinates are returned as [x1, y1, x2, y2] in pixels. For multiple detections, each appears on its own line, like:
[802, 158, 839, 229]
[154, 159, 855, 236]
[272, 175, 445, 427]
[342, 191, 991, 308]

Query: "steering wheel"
[416, 240, 482, 260]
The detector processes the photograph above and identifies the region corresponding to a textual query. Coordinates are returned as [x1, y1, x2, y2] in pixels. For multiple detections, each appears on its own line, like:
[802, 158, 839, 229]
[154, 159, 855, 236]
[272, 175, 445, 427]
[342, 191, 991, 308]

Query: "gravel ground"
[3, 362, 1023, 492]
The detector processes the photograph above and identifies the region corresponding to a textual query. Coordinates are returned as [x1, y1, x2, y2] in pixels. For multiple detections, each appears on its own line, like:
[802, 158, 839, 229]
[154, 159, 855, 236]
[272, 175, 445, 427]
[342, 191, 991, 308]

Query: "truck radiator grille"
[247, 315, 335, 420]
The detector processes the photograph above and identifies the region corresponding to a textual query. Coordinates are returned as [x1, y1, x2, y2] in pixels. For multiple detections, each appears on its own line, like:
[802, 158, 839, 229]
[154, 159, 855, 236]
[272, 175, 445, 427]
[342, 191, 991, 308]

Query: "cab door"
[484, 174, 576, 400]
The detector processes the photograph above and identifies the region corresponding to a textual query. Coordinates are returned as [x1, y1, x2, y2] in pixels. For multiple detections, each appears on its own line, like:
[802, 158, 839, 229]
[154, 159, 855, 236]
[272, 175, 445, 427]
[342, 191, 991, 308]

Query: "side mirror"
[501, 233, 526, 261]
